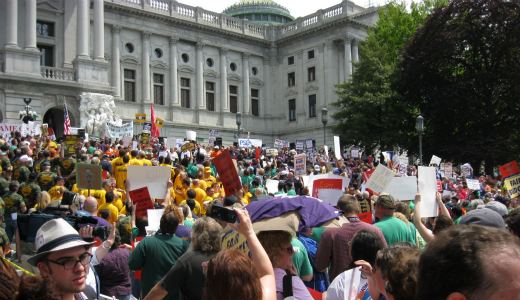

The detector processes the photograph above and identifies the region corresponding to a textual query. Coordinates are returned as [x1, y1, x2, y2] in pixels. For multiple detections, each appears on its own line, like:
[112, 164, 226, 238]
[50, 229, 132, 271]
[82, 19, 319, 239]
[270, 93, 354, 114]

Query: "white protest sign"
[145, 209, 164, 233]
[351, 148, 360, 158]
[305, 139, 314, 150]
[127, 166, 171, 199]
[105, 122, 133, 139]
[366, 164, 394, 193]
[265, 179, 279, 194]
[444, 162, 453, 178]
[398, 155, 409, 176]
[302, 175, 310, 188]
[266, 148, 278, 157]
[430, 155, 442, 166]
[166, 137, 177, 150]
[333, 136, 341, 160]
[295, 140, 304, 151]
[383, 176, 417, 201]
[175, 139, 184, 148]
[238, 138, 262, 148]
[466, 179, 481, 190]
[274, 139, 289, 149]
[122, 136, 132, 147]
[308, 174, 348, 206]
[461, 163, 472, 178]
[208, 129, 219, 145]
[294, 153, 307, 176]
[186, 130, 197, 141]
[418, 166, 439, 218]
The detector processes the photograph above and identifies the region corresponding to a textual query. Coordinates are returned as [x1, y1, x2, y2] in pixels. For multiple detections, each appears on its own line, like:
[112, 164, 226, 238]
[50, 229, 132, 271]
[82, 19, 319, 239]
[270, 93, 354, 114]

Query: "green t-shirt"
[374, 216, 417, 246]
[3, 192, 24, 217]
[20, 182, 41, 209]
[292, 238, 313, 278]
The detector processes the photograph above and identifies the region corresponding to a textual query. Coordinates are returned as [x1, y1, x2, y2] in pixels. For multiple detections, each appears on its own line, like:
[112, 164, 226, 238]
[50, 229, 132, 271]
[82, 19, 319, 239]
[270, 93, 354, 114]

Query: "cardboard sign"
[238, 138, 262, 148]
[430, 155, 442, 166]
[181, 141, 197, 152]
[295, 140, 304, 151]
[504, 174, 520, 198]
[365, 164, 394, 193]
[105, 122, 133, 139]
[418, 166, 439, 218]
[293, 153, 307, 176]
[266, 148, 278, 157]
[135, 113, 146, 124]
[221, 229, 249, 255]
[308, 174, 348, 206]
[213, 149, 242, 196]
[127, 166, 171, 199]
[274, 139, 289, 149]
[383, 176, 418, 201]
[63, 135, 80, 155]
[499, 161, 520, 179]
[466, 179, 481, 190]
[265, 179, 279, 194]
[146, 208, 164, 232]
[351, 148, 360, 159]
[333, 136, 341, 160]
[128, 187, 154, 219]
[76, 163, 103, 190]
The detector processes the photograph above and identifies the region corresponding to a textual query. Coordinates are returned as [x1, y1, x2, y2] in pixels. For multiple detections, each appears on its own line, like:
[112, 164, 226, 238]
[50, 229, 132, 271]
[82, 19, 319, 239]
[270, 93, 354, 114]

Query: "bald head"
[84, 196, 98, 214]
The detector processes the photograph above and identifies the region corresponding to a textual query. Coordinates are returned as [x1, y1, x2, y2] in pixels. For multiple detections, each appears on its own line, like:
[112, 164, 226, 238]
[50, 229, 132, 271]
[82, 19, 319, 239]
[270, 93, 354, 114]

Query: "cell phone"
[209, 205, 238, 223]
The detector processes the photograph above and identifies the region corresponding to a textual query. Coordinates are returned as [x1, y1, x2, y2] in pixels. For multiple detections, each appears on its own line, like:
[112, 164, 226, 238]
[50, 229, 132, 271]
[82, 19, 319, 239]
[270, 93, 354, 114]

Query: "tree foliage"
[333, 0, 446, 152]
[397, 0, 520, 167]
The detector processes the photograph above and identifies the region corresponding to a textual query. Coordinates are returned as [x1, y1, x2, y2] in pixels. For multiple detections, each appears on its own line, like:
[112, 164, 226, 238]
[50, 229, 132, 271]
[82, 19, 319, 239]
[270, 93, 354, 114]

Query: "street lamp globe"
[236, 112, 242, 127]
[321, 107, 328, 126]
[415, 114, 424, 133]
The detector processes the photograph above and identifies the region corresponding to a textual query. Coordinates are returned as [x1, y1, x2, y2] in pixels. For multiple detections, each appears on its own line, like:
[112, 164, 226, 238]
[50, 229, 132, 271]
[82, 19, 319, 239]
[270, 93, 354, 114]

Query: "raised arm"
[436, 192, 451, 218]
[413, 194, 434, 243]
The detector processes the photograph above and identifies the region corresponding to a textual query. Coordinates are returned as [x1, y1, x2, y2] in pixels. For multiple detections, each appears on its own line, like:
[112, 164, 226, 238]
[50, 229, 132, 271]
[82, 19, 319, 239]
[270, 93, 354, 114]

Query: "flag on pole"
[150, 103, 160, 138]
[64, 102, 71, 135]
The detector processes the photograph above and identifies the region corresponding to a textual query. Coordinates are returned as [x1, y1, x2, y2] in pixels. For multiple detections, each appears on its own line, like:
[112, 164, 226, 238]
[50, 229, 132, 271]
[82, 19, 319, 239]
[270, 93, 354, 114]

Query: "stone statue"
[79, 93, 122, 138]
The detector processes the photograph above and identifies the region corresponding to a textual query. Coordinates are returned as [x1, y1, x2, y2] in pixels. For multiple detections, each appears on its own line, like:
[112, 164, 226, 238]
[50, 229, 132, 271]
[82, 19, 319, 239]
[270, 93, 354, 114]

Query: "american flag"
[64, 103, 71, 135]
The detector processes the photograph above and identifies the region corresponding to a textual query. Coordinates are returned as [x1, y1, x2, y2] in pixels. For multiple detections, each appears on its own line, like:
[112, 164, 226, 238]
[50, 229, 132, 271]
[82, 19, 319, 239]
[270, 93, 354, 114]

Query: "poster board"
[238, 138, 262, 148]
[383, 176, 417, 201]
[146, 208, 164, 232]
[365, 164, 394, 193]
[265, 179, 279, 194]
[127, 166, 171, 199]
[186, 130, 197, 141]
[429, 155, 442, 166]
[293, 153, 307, 176]
[504, 174, 520, 198]
[333, 136, 341, 160]
[76, 163, 103, 190]
[63, 135, 80, 155]
[128, 187, 154, 219]
[266, 148, 278, 157]
[466, 179, 481, 190]
[308, 174, 348, 206]
[274, 139, 289, 149]
[418, 166, 439, 218]
[213, 149, 242, 196]
[295, 140, 304, 151]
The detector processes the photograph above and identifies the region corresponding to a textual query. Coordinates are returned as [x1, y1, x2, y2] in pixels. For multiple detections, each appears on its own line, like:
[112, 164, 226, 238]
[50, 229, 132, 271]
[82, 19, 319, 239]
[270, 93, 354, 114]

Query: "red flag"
[499, 161, 520, 179]
[150, 103, 160, 138]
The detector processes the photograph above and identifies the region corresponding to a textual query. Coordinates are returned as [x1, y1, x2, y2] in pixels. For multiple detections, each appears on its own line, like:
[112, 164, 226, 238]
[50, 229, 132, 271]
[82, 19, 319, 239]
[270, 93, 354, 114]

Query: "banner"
[274, 139, 289, 149]
[499, 161, 520, 179]
[333, 136, 341, 160]
[383, 176, 417, 201]
[105, 122, 133, 139]
[213, 149, 242, 196]
[63, 135, 80, 155]
[418, 166, 439, 218]
[504, 174, 520, 198]
[127, 166, 171, 199]
[365, 164, 394, 193]
[128, 187, 154, 219]
[0, 123, 21, 140]
[135, 113, 146, 124]
[76, 164, 103, 190]
[294, 153, 307, 176]
[238, 138, 262, 148]
[308, 174, 348, 206]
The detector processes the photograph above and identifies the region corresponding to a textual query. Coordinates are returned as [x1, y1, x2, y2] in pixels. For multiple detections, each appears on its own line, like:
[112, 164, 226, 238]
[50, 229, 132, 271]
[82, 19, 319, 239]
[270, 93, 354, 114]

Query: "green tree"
[397, 0, 520, 168]
[333, 1, 446, 153]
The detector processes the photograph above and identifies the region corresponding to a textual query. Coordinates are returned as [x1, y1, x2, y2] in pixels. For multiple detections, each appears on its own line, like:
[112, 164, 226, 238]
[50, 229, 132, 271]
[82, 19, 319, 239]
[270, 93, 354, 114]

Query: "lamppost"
[236, 112, 242, 142]
[19, 98, 38, 124]
[321, 107, 328, 146]
[416, 114, 424, 166]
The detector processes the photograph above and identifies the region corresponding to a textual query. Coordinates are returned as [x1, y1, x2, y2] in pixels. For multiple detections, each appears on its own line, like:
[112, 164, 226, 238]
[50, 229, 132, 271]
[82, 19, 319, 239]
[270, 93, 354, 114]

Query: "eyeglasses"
[46, 252, 93, 270]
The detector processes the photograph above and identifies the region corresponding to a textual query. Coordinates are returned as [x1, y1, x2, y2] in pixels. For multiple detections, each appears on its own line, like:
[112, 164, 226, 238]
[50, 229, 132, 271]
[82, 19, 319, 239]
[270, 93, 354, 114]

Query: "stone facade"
[0, 0, 378, 145]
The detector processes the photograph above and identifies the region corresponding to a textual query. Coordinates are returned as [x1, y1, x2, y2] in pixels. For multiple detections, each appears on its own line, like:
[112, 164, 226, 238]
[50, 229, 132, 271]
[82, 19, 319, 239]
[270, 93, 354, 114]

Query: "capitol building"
[0, 0, 378, 145]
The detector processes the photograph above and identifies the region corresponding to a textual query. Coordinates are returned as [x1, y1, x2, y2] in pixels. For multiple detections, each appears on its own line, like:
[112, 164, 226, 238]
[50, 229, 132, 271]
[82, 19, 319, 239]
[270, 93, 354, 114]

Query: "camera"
[208, 205, 238, 223]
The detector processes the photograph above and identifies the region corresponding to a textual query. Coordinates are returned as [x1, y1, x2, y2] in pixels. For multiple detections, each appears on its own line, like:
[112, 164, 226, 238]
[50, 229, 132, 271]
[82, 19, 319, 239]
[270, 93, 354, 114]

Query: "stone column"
[142, 32, 151, 103]
[77, 0, 90, 58]
[111, 25, 121, 98]
[242, 53, 250, 114]
[169, 37, 179, 107]
[196, 41, 205, 109]
[220, 47, 229, 112]
[93, 0, 105, 60]
[6, 0, 18, 47]
[25, 0, 37, 50]
[352, 39, 359, 64]
[296, 50, 305, 115]
[344, 37, 352, 81]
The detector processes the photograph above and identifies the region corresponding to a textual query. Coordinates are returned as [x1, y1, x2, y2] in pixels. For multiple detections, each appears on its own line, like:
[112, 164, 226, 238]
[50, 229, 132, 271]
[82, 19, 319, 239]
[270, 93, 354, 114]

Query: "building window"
[181, 53, 189, 63]
[153, 73, 164, 105]
[124, 69, 136, 102]
[308, 67, 316, 82]
[206, 58, 214, 67]
[38, 45, 54, 67]
[37, 20, 55, 37]
[125, 43, 134, 53]
[230, 62, 237, 72]
[289, 99, 296, 122]
[155, 48, 163, 58]
[288, 72, 295, 87]
[308, 94, 316, 118]
[251, 89, 259, 117]
[206, 81, 215, 111]
[308, 50, 315, 59]
[181, 78, 191, 108]
[252, 67, 258, 76]
[288, 56, 294, 65]
[229, 85, 238, 113]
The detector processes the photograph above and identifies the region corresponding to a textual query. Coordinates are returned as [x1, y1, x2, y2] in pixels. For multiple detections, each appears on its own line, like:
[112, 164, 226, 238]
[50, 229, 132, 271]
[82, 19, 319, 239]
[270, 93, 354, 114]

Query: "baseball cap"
[484, 201, 508, 217]
[459, 207, 506, 229]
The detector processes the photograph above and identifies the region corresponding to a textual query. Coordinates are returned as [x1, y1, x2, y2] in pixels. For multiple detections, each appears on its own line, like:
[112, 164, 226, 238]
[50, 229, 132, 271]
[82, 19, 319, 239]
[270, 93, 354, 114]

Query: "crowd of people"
[0, 130, 519, 300]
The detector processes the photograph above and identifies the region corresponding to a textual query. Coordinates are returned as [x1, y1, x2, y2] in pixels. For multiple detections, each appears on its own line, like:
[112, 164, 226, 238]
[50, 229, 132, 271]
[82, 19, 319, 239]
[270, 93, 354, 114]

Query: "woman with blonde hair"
[30, 191, 50, 213]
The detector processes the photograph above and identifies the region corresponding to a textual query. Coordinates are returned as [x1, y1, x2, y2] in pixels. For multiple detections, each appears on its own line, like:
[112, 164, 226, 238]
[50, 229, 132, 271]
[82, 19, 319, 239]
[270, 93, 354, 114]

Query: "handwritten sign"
[76, 164, 103, 190]
[429, 155, 442, 166]
[365, 164, 394, 193]
[213, 149, 242, 196]
[128, 187, 154, 219]
[294, 153, 307, 176]
[504, 174, 520, 198]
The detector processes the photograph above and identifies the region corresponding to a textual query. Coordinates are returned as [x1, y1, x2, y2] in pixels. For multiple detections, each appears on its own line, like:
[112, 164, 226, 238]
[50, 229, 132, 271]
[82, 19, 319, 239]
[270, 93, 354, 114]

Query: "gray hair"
[191, 217, 223, 253]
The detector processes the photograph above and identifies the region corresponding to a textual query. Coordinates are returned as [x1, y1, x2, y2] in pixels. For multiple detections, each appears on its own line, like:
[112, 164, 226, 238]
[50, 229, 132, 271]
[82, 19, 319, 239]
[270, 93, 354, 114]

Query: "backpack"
[282, 272, 295, 300]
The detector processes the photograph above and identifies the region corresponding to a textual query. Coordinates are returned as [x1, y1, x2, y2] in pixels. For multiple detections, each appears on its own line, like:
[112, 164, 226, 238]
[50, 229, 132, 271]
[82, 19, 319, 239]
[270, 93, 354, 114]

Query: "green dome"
[223, 0, 294, 25]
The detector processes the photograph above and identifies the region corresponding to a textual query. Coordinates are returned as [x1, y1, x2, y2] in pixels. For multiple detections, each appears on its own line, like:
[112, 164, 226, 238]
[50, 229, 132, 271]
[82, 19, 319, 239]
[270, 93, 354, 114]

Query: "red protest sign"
[129, 187, 154, 218]
[213, 149, 242, 196]
[499, 161, 520, 179]
[437, 180, 443, 192]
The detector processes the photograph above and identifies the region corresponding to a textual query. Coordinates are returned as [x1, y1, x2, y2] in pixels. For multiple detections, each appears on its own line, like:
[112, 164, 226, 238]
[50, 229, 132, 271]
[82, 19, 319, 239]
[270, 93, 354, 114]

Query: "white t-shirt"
[326, 267, 371, 300]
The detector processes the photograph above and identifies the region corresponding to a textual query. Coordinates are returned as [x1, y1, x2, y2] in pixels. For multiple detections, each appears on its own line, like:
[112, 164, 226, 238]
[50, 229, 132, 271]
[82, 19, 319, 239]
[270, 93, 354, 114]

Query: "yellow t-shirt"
[48, 185, 65, 201]
[98, 203, 119, 224]
[111, 156, 123, 178]
[115, 164, 128, 190]
[128, 158, 142, 166]
[81, 189, 106, 206]
[179, 199, 202, 216]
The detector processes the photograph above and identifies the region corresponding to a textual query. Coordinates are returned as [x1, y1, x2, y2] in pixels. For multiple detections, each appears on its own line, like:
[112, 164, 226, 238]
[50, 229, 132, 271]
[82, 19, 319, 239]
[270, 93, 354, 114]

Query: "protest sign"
[443, 162, 453, 178]
[305, 139, 314, 150]
[186, 130, 197, 141]
[499, 161, 520, 179]
[398, 155, 408, 176]
[383, 176, 418, 201]
[0, 123, 21, 140]
[221, 229, 249, 255]
[365, 164, 394, 193]
[504, 174, 520, 198]
[127, 166, 171, 199]
[76, 164, 103, 190]
[265, 179, 279, 194]
[176, 138, 184, 148]
[294, 153, 307, 176]
[155, 117, 164, 128]
[128, 187, 154, 219]
[461, 163, 473, 178]
[213, 149, 242, 196]
[181, 141, 197, 152]
[132, 141, 138, 150]
[466, 179, 481, 190]
[63, 135, 80, 155]
[146, 208, 164, 233]
[20, 121, 41, 137]
[418, 166, 439, 218]
[274, 139, 289, 149]
[266, 148, 278, 157]
[430, 155, 442, 166]
[295, 140, 304, 151]
[308, 174, 348, 206]
[351, 148, 360, 159]
[140, 132, 150, 145]
[166, 137, 177, 150]
[105, 122, 133, 139]
[122, 136, 132, 148]
[333, 136, 341, 160]
[134, 113, 146, 124]
[208, 129, 219, 145]
[238, 138, 262, 148]
[142, 122, 152, 133]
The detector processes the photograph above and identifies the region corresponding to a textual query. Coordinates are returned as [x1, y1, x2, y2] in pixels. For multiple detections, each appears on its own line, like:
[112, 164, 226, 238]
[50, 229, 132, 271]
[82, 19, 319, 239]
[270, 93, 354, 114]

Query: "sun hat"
[27, 218, 94, 266]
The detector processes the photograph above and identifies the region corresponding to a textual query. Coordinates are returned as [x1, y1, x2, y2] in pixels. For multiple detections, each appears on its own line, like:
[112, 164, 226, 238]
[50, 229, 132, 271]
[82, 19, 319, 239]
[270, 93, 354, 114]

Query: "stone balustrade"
[41, 66, 75, 81]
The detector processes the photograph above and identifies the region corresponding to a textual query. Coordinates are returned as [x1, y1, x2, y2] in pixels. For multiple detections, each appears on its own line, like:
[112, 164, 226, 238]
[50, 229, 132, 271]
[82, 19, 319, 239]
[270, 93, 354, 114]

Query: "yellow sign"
[135, 113, 146, 124]
[155, 117, 164, 128]
[63, 135, 80, 155]
[504, 174, 520, 199]
[140, 132, 150, 145]
[221, 229, 249, 255]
